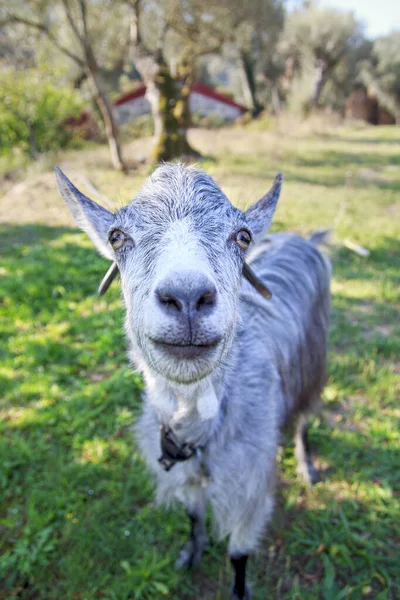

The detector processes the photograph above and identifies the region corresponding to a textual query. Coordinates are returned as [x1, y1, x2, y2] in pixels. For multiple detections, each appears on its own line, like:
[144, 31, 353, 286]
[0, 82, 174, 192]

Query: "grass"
[0, 120, 399, 600]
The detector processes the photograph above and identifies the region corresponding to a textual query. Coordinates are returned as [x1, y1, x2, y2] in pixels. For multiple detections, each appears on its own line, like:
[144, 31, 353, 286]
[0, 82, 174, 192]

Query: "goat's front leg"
[228, 529, 256, 600]
[227, 494, 274, 600]
[176, 494, 208, 569]
[230, 554, 250, 600]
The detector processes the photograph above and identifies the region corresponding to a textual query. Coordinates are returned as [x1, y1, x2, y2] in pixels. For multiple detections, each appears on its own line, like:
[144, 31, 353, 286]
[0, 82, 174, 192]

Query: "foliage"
[120, 114, 154, 141]
[191, 112, 228, 128]
[0, 69, 83, 158]
[279, 5, 364, 111]
[320, 39, 373, 113]
[0, 123, 399, 599]
[220, 0, 285, 114]
[362, 31, 400, 124]
[0, 0, 131, 72]
[0, 0, 129, 170]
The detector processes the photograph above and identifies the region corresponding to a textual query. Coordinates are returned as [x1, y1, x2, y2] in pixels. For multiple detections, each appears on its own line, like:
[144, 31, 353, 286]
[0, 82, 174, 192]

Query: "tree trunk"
[27, 118, 38, 159]
[309, 59, 329, 108]
[145, 61, 199, 163]
[240, 50, 263, 117]
[129, 1, 198, 164]
[86, 64, 126, 172]
[271, 85, 281, 116]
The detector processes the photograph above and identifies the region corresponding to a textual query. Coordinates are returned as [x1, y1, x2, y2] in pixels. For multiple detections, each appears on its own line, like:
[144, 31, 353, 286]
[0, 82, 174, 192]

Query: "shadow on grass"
[298, 149, 400, 170]
[318, 133, 400, 146]
[282, 147, 400, 190]
[0, 223, 77, 247]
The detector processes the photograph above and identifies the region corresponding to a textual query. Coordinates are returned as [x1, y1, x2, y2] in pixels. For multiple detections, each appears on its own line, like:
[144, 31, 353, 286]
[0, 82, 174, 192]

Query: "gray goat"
[56, 164, 331, 599]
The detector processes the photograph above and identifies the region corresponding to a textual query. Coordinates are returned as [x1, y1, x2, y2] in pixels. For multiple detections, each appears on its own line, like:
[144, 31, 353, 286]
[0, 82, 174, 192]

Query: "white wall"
[190, 93, 241, 120]
[114, 91, 242, 125]
[114, 95, 151, 125]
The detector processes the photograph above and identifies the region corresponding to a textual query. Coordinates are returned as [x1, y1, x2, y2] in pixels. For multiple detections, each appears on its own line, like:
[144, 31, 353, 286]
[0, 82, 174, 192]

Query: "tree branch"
[60, 0, 85, 44]
[1, 14, 84, 66]
[78, 0, 89, 42]
[128, 0, 142, 47]
[192, 35, 225, 59]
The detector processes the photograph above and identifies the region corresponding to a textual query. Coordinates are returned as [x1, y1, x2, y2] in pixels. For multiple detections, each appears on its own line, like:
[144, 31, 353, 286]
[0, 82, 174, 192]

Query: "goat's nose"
[155, 272, 217, 316]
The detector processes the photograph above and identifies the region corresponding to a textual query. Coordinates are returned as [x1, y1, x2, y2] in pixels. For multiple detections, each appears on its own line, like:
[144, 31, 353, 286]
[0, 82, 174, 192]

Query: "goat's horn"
[98, 261, 119, 296]
[243, 262, 272, 300]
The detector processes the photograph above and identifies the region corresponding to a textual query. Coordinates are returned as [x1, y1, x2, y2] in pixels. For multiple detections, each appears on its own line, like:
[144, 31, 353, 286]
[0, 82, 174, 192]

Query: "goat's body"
[136, 232, 331, 554]
[57, 163, 331, 598]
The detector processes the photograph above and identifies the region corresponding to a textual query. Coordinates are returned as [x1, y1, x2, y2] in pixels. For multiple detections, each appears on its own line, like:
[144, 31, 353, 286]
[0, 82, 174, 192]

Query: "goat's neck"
[144, 369, 225, 446]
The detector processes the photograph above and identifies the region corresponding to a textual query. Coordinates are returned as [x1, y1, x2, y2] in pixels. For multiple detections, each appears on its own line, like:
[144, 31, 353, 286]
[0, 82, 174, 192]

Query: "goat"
[56, 164, 331, 599]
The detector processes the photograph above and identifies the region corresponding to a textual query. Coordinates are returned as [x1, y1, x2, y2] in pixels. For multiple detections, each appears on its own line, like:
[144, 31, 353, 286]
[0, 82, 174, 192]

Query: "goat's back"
[239, 233, 331, 425]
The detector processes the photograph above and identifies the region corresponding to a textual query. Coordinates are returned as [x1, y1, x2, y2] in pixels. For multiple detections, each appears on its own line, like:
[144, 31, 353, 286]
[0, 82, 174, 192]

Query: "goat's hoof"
[176, 540, 195, 569]
[231, 583, 252, 600]
[175, 537, 208, 569]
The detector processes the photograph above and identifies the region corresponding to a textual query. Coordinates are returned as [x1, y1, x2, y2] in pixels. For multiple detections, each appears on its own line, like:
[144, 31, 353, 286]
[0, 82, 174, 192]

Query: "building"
[113, 82, 248, 125]
[113, 85, 151, 124]
[346, 87, 395, 125]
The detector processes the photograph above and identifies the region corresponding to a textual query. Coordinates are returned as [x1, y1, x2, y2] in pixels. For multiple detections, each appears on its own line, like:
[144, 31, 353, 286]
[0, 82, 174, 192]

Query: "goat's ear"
[244, 173, 283, 237]
[55, 167, 114, 260]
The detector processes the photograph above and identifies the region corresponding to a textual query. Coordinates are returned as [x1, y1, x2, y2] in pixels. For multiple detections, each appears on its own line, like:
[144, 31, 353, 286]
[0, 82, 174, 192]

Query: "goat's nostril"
[196, 289, 216, 311]
[157, 293, 183, 312]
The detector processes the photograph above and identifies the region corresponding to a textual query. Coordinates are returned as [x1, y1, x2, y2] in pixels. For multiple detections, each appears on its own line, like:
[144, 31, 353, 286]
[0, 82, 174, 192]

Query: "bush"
[191, 112, 228, 129]
[0, 69, 83, 158]
[120, 113, 154, 141]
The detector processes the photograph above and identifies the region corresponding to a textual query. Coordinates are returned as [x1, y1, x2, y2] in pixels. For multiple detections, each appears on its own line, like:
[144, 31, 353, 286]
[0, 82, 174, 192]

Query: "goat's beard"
[127, 317, 237, 385]
[134, 335, 229, 384]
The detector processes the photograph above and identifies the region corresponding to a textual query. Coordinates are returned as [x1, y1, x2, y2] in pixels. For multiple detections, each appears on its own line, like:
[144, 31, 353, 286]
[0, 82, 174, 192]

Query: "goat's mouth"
[150, 337, 222, 360]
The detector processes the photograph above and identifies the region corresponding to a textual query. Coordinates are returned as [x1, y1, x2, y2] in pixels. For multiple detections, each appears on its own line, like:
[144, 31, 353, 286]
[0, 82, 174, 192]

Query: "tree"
[124, 0, 231, 162]
[319, 38, 372, 113]
[362, 32, 400, 124]
[0, 0, 128, 170]
[227, 0, 285, 116]
[280, 5, 363, 110]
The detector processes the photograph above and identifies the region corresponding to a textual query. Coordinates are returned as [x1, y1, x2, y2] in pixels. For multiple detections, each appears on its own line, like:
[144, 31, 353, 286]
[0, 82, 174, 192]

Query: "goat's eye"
[235, 229, 252, 251]
[109, 229, 127, 250]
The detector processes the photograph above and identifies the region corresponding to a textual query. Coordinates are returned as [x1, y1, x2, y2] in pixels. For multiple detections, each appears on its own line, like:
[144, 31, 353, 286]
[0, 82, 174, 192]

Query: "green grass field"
[1, 122, 399, 599]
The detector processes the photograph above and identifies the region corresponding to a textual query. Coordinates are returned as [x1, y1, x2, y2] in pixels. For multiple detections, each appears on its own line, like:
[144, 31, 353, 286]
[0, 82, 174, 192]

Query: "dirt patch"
[357, 167, 389, 183]
[0, 172, 74, 226]
[362, 324, 395, 339]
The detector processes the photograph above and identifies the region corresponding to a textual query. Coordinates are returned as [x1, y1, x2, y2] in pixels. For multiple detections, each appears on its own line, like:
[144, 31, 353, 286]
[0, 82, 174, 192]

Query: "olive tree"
[227, 0, 285, 116]
[280, 5, 363, 110]
[362, 32, 400, 124]
[0, 0, 129, 171]
[124, 0, 231, 161]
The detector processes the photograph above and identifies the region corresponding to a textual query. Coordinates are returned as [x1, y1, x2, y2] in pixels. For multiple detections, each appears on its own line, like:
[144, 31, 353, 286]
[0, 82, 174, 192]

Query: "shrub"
[120, 113, 154, 141]
[0, 69, 83, 158]
[191, 112, 228, 129]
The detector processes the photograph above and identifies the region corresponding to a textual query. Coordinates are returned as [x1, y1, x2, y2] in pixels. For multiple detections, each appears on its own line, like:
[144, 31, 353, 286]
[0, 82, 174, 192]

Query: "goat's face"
[56, 164, 281, 384]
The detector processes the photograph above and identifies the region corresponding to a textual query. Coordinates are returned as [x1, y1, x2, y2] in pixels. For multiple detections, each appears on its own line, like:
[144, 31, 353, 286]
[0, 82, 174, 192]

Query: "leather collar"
[158, 425, 198, 471]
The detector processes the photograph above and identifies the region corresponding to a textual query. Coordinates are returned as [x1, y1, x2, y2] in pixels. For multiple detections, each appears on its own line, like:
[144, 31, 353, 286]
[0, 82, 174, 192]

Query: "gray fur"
[56, 163, 331, 598]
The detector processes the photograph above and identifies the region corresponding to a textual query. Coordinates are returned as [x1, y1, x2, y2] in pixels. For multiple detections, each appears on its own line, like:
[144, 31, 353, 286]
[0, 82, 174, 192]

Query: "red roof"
[114, 82, 248, 112]
[114, 84, 146, 106]
[191, 82, 248, 112]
